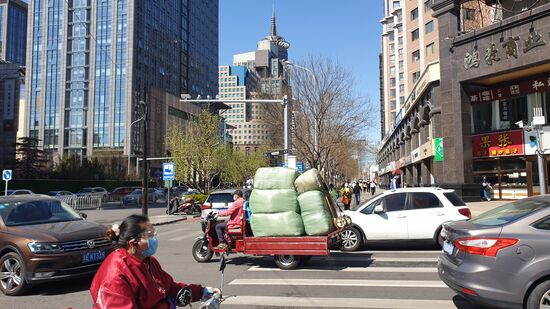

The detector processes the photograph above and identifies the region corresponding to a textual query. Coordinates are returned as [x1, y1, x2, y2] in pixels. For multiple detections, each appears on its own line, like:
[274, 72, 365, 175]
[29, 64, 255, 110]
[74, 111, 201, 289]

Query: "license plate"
[81, 250, 106, 263]
[442, 241, 455, 255]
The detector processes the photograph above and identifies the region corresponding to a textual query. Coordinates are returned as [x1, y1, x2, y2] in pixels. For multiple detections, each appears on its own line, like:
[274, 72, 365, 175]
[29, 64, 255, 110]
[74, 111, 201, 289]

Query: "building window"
[398, 48, 403, 57]
[391, 89, 396, 98]
[464, 8, 476, 21]
[398, 36, 403, 45]
[389, 31, 395, 42]
[390, 66, 395, 75]
[389, 43, 395, 53]
[411, 29, 419, 41]
[398, 60, 404, 70]
[393, 0, 400, 10]
[424, 0, 432, 12]
[412, 71, 421, 83]
[425, 20, 434, 34]
[412, 50, 420, 62]
[390, 78, 396, 87]
[391, 100, 397, 110]
[400, 96, 405, 104]
[426, 42, 435, 55]
[411, 8, 418, 21]
[399, 84, 405, 93]
[397, 25, 402, 34]
[399, 72, 404, 81]
[389, 55, 395, 65]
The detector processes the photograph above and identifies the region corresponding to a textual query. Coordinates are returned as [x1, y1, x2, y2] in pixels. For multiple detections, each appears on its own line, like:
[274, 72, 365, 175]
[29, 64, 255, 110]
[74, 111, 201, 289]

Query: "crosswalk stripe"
[168, 232, 202, 241]
[223, 296, 453, 308]
[229, 278, 447, 288]
[316, 256, 438, 262]
[247, 266, 438, 273]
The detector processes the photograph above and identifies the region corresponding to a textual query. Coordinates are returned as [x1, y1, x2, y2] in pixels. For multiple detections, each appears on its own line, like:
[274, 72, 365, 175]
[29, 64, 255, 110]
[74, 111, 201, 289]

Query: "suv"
[341, 188, 471, 251]
[0, 196, 114, 295]
[200, 189, 236, 231]
[76, 187, 108, 201]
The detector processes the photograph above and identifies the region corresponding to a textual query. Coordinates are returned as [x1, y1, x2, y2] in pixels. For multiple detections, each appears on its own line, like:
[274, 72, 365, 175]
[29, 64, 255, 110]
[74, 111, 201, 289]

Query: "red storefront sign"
[472, 130, 524, 158]
[469, 72, 550, 104]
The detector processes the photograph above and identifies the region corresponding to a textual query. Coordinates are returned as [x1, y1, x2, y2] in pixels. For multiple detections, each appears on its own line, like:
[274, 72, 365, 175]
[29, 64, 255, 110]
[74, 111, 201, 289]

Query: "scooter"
[199, 253, 228, 309]
[167, 197, 201, 215]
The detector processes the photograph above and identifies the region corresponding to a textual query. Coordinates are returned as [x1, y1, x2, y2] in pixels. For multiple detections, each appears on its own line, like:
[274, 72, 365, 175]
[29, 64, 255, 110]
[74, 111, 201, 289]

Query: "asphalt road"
[1, 217, 491, 309]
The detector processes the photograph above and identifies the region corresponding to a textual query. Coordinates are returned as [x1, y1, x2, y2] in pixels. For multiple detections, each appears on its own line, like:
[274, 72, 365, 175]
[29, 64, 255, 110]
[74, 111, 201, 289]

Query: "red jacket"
[90, 248, 204, 309]
[218, 197, 244, 229]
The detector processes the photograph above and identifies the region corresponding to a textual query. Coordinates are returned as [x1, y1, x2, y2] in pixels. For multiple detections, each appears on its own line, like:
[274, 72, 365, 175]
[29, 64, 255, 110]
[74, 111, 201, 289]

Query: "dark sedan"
[438, 196, 550, 309]
[0, 196, 114, 295]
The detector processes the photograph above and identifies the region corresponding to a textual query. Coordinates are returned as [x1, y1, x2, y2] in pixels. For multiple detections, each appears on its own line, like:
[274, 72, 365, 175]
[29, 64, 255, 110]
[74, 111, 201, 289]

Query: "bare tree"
[289, 56, 374, 179]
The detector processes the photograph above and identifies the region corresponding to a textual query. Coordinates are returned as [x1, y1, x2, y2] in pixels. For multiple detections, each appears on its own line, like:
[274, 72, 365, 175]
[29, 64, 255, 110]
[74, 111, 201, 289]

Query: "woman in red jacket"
[90, 215, 218, 308]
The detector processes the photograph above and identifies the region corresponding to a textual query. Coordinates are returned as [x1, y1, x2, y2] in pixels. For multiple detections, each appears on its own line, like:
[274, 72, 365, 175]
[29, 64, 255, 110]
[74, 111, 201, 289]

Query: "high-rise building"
[23, 0, 218, 161]
[0, 0, 26, 65]
[0, 62, 24, 167]
[226, 8, 290, 150]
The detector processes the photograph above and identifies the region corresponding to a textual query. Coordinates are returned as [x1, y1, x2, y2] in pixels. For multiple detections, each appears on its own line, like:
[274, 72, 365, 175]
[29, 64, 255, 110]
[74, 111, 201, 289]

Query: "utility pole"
[141, 95, 149, 216]
[283, 95, 289, 165]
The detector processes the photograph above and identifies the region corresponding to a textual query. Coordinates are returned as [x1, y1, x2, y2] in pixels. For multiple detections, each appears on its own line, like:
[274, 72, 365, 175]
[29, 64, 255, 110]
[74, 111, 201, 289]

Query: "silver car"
[200, 189, 236, 231]
[438, 196, 550, 309]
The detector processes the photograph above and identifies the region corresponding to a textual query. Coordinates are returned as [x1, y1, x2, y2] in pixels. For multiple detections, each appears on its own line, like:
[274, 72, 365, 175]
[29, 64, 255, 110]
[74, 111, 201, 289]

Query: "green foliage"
[222, 144, 270, 186]
[13, 137, 49, 179]
[188, 193, 208, 204]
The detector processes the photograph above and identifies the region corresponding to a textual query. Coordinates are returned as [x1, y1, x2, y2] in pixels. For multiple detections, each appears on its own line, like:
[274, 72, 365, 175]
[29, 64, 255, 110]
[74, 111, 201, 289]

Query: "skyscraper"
[0, 0, 26, 65]
[24, 0, 218, 160]
[226, 7, 290, 149]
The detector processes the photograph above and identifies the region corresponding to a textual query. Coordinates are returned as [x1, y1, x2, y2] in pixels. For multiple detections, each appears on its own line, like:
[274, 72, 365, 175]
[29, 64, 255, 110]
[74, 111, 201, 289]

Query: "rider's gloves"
[176, 287, 192, 307]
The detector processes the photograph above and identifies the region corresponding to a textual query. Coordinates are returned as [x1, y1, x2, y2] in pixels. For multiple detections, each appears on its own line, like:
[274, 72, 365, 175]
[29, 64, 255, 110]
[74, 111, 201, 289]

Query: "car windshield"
[206, 193, 233, 204]
[471, 198, 550, 226]
[0, 199, 82, 226]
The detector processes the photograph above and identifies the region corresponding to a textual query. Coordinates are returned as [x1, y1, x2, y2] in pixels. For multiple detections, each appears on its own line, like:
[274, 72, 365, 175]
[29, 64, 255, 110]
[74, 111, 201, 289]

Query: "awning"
[392, 168, 402, 175]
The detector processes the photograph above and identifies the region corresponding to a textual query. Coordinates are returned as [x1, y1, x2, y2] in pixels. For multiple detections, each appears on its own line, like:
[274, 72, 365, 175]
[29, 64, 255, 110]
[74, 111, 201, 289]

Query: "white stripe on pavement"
[223, 296, 453, 308]
[168, 232, 202, 241]
[247, 266, 437, 273]
[318, 256, 438, 262]
[228, 278, 447, 288]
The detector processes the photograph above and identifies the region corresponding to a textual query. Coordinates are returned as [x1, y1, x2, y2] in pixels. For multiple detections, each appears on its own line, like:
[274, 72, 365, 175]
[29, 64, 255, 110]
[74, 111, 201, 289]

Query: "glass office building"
[0, 0, 27, 65]
[25, 0, 219, 159]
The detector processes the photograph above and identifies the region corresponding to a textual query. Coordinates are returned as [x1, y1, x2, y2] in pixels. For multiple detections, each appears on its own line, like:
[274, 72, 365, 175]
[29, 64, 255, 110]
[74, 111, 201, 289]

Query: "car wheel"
[192, 239, 213, 263]
[526, 280, 550, 309]
[274, 255, 300, 270]
[0, 252, 28, 296]
[340, 227, 362, 251]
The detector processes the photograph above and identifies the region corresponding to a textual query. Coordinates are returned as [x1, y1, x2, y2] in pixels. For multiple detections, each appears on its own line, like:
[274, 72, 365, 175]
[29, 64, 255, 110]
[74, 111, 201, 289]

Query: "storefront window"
[473, 160, 497, 172]
[472, 102, 494, 133]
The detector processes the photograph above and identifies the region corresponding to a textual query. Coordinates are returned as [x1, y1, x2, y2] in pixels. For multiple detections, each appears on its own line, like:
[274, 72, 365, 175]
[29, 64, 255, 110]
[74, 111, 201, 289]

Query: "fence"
[56, 196, 103, 210]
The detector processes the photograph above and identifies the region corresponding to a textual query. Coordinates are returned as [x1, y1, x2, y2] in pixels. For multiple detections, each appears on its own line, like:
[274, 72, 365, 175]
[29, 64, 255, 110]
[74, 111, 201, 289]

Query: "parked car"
[0, 195, 114, 296]
[341, 188, 471, 251]
[76, 187, 108, 201]
[107, 187, 139, 202]
[200, 189, 236, 231]
[47, 191, 75, 197]
[122, 188, 166, 206]
[1, 190, 35, 196]
[438, 195, 550, 309]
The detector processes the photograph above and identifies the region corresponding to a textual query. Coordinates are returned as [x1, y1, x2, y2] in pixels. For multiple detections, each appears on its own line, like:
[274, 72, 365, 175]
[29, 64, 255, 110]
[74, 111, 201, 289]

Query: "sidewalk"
[466, 199, 507, 217]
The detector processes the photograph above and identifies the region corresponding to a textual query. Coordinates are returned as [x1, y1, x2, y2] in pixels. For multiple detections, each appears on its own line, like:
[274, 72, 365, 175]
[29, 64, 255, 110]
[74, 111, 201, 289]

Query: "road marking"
[167, 232, 202, 241]
[228, 278, 447, 288]
[223, 296, 453, 308]
[247, 266, 437, 273]
[317, 256, 438, 262]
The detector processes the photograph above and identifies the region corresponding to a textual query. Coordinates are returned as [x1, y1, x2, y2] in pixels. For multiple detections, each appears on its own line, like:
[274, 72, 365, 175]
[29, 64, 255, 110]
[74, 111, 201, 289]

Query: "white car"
[341, 188, 471, 251]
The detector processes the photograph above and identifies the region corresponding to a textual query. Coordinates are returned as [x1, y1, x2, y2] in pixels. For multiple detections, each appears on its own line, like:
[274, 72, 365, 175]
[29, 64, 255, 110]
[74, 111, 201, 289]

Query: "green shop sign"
[434, 138, 444, 162]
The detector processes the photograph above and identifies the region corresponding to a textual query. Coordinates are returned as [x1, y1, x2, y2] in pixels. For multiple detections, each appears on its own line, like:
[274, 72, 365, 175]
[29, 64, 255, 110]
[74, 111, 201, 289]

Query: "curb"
[151, 216, 188, 226]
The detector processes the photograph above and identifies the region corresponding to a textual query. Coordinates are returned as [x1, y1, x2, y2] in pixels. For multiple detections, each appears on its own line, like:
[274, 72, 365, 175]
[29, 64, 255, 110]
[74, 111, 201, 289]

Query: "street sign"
[3, 169, 12, 196]
[2, 170, 12, 181]
[164, 180, 173, 188]
[296, 162, 304, 174]
[434, 138, 444, 162]
[163, 162, 175, 181]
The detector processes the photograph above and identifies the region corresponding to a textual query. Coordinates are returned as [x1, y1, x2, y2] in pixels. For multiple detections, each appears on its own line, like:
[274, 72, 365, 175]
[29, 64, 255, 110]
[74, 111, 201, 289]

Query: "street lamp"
[517, 113, 546, 195]
[127, 114, 145, 177]
[284, 60, 320, 169]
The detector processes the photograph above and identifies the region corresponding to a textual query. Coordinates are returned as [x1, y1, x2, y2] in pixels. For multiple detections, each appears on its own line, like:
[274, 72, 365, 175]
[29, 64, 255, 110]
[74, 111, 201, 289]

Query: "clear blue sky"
[219, 0, 384, 141]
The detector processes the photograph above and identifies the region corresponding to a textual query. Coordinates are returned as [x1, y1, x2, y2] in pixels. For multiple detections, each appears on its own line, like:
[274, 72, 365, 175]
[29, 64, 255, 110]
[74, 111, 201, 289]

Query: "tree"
[166, 110, 228, 194]
[13, 137, 49, 179]
[223, 145, 270, 186]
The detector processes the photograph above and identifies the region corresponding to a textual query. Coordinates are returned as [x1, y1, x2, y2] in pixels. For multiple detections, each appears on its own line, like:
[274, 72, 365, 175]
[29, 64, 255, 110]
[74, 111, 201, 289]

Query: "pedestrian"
[366, 180, 371, 193]
[481, 177, 492, 201]
[353, 182, 361, 206]
[370, 181, 377, 195]
[328, 183, 337, 201]
[341, 183, 353, 210]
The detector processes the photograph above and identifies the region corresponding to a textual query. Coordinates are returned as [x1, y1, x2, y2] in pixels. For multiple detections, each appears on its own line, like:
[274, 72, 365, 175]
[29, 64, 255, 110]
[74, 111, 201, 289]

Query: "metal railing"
[56, 195, 103, 210]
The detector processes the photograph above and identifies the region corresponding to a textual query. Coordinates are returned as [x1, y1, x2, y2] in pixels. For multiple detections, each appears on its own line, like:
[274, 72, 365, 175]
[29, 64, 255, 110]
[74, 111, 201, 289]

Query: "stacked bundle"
[295, 169, 336, 236]
[249, 168, 305, 237]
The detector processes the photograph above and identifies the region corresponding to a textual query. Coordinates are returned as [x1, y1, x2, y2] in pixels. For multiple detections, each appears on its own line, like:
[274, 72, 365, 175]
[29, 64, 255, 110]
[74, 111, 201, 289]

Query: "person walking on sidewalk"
[341, 183, 353, 210]
[481, 177, 493, 201]
[370, 181, 377, 195]
[353, 182, 362, 206]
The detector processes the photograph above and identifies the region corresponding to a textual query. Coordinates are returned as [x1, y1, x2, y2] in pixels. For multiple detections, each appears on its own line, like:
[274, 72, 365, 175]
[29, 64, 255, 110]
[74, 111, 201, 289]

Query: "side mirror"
[374, 205, 385, 214]
[80, 212, 88, 219]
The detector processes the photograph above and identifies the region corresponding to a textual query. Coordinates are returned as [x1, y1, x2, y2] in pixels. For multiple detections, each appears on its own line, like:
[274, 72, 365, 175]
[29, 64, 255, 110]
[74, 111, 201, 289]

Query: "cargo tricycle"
[192, 210, 345, 270]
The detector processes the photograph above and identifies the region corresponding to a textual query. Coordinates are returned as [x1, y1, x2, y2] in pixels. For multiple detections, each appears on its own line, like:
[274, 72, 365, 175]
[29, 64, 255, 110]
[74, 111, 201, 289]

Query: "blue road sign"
[163, 162, 175, 181]
[296, 162, 304, 174]
[2, 170, 12, 182]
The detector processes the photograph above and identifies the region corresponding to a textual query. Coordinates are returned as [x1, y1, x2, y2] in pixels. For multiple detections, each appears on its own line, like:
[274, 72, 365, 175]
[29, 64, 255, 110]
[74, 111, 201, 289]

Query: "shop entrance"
[473, 158, 528, 200]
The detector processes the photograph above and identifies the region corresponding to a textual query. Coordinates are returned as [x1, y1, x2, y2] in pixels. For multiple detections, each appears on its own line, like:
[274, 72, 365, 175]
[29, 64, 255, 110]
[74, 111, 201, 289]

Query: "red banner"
[469, 72, 550, 104]
[472, 130, 524, 158]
